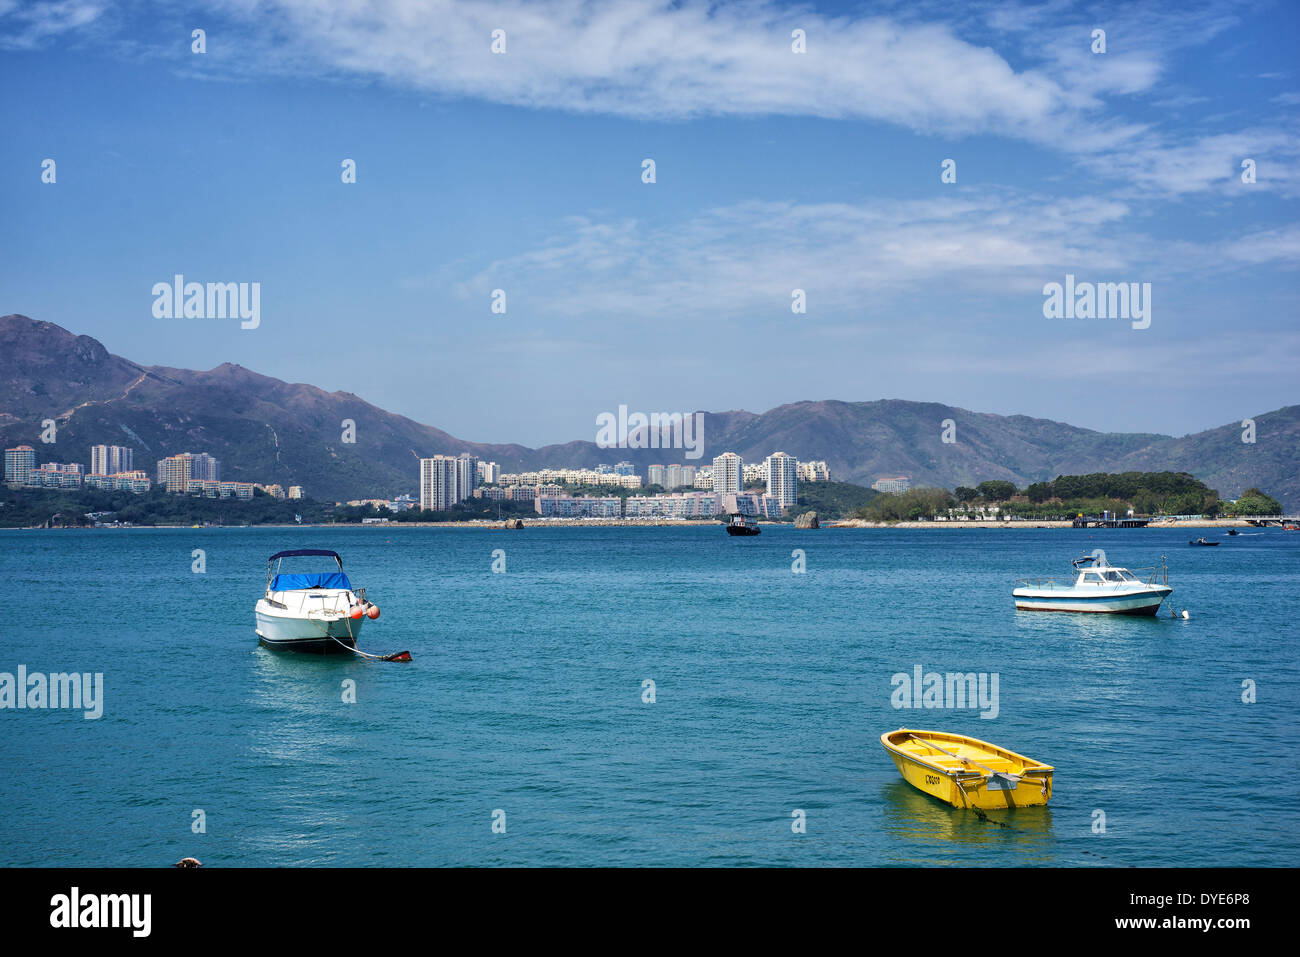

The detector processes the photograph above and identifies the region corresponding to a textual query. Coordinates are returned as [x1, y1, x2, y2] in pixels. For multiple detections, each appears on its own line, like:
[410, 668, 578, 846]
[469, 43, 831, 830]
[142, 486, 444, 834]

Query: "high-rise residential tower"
[420, 456, 459, 511]
[711, 452, 742, 495]
[765, 452, 798, 508]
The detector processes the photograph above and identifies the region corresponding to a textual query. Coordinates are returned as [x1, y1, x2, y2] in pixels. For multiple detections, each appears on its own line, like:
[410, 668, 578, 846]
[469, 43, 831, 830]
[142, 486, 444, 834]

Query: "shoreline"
[4, 518, 1264, 531]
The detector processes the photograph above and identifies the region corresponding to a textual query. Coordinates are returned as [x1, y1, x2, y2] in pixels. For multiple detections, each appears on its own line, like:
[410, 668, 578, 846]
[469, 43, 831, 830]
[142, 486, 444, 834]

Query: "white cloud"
[0, 0, 105, 49]
[1084, 128, 1300, 197]
[192, 0, 1076, 140]
[451, 191, 1163, 323]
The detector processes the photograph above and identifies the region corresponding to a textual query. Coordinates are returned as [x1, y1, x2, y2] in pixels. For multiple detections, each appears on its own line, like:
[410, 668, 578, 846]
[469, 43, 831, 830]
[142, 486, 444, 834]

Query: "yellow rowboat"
[881, 729, 1054, 810]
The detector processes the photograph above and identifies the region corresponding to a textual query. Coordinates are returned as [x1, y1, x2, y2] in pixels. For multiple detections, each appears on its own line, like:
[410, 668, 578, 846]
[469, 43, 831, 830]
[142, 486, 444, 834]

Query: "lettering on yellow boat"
[924, 774, 940, 785]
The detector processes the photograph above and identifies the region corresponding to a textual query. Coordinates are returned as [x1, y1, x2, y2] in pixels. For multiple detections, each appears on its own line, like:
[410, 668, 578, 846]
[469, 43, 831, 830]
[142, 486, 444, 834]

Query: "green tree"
[1224, 488, 1282, 515]
[976, 480, 1017, 502]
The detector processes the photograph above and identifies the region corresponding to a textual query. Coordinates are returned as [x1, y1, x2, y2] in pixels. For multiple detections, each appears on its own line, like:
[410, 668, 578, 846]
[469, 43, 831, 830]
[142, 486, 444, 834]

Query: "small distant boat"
[724, 513, 760, 536]
[1283, 524, 1299, 531]
[1189, 537, 1219, 546]
[881, 729, 1054, 809]
[1013, 553, 1171, 615]
[1227, 529, 1239, 536]
[254, 549, 407, 658]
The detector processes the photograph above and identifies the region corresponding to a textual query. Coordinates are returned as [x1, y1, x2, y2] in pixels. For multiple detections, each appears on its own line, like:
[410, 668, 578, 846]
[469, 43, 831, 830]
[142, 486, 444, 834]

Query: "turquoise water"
[2, 525, 1297, 867]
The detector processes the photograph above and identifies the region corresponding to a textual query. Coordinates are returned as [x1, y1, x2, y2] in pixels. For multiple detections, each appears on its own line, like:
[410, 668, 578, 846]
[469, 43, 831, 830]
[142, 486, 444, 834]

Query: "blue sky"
[2, 0, 1297, 446]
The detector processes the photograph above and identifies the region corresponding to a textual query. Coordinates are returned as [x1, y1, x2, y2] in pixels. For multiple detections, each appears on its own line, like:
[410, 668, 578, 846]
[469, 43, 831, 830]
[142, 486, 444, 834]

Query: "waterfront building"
[872, 475, 911, 494]
[196, 453, 220, 482]
[693, 467, 713, 489]
[419, 455, 458, 511]
[84, 471, 152, 494]
[4, 446, 36, 487]
[288, 486, 303, 499]
[188, 479, 222, 498]
[766, 452, 798, 508]
[159, 454, 191, 492]
[222, 482, 255, 500]
[457, 453, 479, 501]
[623, 491, 721, 518]
[712, 453, 742, 494]
[534, 495, 622, 518]
[798, 460, 830, 482]
[478, 461, 500, 484]
[26, 463, 84, 489]
[647, 465, 666, 487]
[614, 461, 636, 476]
[157, 452, 222, 491]
[90, 444, 133, 475]
[742, 462, 766, 485]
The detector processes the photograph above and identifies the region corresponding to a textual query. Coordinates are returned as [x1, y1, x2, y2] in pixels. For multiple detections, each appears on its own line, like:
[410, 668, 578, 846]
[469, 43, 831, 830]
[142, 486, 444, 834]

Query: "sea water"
[1, 525, 1296, 866]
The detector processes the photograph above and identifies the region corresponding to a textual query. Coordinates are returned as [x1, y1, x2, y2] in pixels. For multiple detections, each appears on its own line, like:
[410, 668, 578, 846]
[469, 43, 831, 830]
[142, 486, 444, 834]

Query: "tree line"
[853, 472, 1281, 521]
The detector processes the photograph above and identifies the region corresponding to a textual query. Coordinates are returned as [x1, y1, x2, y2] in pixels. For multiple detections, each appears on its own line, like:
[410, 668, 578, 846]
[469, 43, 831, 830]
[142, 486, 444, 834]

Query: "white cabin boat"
[254, 549, 376, 653]
[1012, 554, 1172, 615]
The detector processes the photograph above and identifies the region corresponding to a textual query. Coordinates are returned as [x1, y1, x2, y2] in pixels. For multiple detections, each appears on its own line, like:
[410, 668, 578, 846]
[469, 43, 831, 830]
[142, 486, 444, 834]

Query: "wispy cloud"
[446, 191, 1164, 322]
[0, 0, 105, 50]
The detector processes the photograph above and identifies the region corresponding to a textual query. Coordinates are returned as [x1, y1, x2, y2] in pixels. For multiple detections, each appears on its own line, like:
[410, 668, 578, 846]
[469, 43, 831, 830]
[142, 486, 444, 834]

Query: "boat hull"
[255, 602, 363, 654]
[881, 729, 1053, 810]
[1012, 586, 1171, 615]
[726, 525, 760, 536]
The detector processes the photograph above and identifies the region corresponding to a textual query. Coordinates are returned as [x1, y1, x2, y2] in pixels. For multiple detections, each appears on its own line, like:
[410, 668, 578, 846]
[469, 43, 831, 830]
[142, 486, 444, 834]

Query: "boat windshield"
[1082, 568, 1135, 583]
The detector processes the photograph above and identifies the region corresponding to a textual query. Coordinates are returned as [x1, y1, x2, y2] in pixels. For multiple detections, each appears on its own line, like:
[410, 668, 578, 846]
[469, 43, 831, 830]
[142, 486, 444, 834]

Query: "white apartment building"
[4, 446, 36, 487]
[420, 455, 459, 511]
[457, 453, 479, 500]
[90, 444, 133, 475]
[797, 460, 830, 482]
[624, 491, 720, 518]
[534, 495, 622, 518]
[872, 475, 911, 494]
[765, 452, 798, 508]
[712, 453, 742, 495]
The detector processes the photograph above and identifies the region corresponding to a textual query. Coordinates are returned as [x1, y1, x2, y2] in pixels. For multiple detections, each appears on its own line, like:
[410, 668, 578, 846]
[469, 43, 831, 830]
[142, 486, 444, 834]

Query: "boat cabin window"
[1082, 572, 1104, 582]
[1103, 571, 1124, 581]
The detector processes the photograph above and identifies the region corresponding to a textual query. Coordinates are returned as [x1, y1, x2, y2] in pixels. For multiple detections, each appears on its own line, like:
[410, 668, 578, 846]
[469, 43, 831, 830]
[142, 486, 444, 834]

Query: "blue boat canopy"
[270, 571, 353, 591]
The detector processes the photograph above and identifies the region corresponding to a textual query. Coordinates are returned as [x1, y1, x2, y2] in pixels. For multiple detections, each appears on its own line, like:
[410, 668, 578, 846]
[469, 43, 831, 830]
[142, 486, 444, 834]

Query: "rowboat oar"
[905, 733, 1020, 784]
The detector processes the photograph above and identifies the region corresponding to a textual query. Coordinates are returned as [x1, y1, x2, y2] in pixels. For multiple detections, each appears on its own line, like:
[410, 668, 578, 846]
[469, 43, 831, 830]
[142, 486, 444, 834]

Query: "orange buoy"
[366, 604, 380, 620]
[349, 605, 364, 620]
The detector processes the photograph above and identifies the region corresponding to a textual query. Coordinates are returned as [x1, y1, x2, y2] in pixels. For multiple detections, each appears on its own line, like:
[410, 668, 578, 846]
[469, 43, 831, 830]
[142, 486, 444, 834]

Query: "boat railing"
[1013, 576, 1073, 589]
[1128, 556, 1169, 586]
[1016, 556, 1168, 589]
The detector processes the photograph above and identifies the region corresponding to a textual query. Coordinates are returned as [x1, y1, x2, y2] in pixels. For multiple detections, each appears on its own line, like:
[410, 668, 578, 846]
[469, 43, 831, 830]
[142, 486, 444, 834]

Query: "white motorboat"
[255, 549, 378, 654]
[1013, 554, 1172, 615]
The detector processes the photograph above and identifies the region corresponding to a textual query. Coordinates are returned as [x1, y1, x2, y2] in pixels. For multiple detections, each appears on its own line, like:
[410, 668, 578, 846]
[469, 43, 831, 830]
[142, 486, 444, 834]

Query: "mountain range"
[2, 314, 1296, 507]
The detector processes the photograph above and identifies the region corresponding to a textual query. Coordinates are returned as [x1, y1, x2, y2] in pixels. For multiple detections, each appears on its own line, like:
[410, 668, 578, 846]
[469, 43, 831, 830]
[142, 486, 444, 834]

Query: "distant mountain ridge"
[2, 315, 1296, 506]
